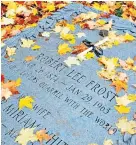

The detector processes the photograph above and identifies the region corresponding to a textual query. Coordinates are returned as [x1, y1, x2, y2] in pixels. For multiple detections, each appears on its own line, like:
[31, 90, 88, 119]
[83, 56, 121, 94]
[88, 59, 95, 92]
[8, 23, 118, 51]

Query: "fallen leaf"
[41, 32, 50, 37]
[98, 56, 119, 71]
[76, 32, 86, 38]
[97, 68, 116, 80]
[53, 26, 62, 33]
[66, 23, 75, 31]
[124, 33, 135, 41]
[119, 59, 129, 70]
[85, 52, 95, 60]
[1, 88, 12, 100]
[58, 43, 71, 55]
[103, 139, 113, 145]
[64, 56, 80, 67]
[15, 128, 38, 145]
[111, 80, 128, 93]
[60, 33, 75, 44]
[36, 129, 52, 144]
[117, 72, 128, 82]
[21, 38, 35, 48]
[6, 47, 16, 57]
[32, 45, 41, 50]
[72, 43, 88, 54]
[128, 94, 136, 101]
[19, 96, 34, 110]
[116, 116, 136, 134]
[1, 74, 5, 83]
[98, 20, 112, 31]
[81, 21, 96, 30]
[96, 19, 106, 26]
[1, 76, 21, 99]
[114, 105, 131, 114]
[25, 56, 35, 62]
[16, 78, 22, 87]
[1, 17, 14, 25]
[115, 94, 133, 106]
[46, 3, 55, 12]
[61, 27, 70, 34]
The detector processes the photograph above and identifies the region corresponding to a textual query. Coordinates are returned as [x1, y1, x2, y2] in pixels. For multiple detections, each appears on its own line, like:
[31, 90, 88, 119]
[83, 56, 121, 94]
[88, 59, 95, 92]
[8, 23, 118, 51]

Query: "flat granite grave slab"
[1, 3, 136, 145]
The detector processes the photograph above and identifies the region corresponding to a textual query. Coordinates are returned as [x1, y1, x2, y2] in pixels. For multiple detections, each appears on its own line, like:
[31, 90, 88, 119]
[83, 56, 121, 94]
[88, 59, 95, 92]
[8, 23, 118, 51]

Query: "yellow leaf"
[132, 66, 136, 71]
[85, 52, 95, 60]
[66, 24, 75, 31]
[58, 43, 71, 55]
[113, 40, 120, 46]
[19, 96, 34, 110]
[124, 33, 135, 41]
[96, 19, 106, 26]
[128, 94, 136, 101]
[101, 4, 109, 12]
[26, 23, 37, 28]
[16, 78, 22, 87]
[46, 3, 55, 12]
[92, 2, 101, 10]
[7, 2, 17, 10]
[60, 33, 75, 44]
[69, 39, 75, 44]
[114, 105, 131, 114]
[32, 8, 38, 15]
[97, 68, 116, 80]
[32, 45, 41, 50]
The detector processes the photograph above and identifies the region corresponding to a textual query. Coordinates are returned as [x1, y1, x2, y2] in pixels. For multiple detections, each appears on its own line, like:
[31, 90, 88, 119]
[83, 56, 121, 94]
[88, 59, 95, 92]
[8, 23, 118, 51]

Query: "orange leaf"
[111, 80, 128, 93]
[25, 56, 35, 62]
[36, 129, 52, 144]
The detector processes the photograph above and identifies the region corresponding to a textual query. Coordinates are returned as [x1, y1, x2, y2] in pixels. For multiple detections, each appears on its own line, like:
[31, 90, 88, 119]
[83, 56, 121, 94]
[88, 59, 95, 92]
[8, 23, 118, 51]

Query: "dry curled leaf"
[72, 43, 88, 54]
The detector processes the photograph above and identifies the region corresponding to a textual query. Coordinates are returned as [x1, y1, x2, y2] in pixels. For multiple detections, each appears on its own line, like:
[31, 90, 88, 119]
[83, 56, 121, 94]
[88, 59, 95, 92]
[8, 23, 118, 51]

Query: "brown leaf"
[10, 87, 20, 95]
[72, 43, 88, 54]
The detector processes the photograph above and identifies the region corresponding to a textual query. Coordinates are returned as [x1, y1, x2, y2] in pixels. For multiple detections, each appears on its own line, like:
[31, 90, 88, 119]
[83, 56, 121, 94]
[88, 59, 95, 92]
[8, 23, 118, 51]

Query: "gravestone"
[1, 3, 136, 145]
